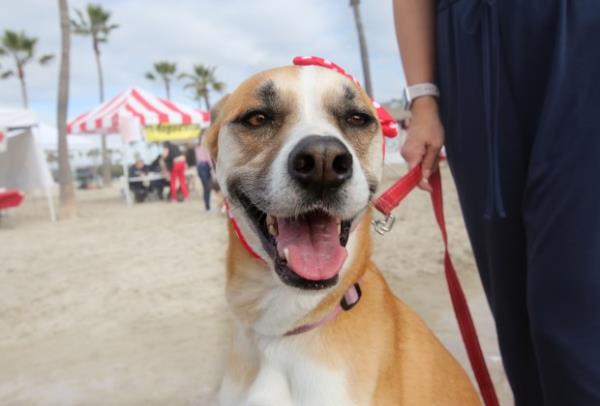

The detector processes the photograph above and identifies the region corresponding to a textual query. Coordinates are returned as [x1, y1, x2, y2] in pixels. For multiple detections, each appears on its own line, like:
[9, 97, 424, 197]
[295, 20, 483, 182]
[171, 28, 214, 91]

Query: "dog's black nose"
[288, 135, 353, 194]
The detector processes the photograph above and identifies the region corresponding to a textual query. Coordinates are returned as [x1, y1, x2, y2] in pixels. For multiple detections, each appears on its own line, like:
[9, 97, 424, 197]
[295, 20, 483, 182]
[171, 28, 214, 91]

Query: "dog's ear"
[204, 119, 221, 163]
[204, 94, 230, 163]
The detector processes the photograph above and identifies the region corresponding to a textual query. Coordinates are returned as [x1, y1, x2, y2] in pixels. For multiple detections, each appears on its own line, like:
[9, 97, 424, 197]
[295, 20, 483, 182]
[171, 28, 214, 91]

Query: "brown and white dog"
[205, 65, 480, 405]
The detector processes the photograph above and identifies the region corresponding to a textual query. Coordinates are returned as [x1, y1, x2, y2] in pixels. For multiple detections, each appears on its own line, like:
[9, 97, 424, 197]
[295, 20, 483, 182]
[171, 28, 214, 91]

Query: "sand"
[0, 164, 512, 405]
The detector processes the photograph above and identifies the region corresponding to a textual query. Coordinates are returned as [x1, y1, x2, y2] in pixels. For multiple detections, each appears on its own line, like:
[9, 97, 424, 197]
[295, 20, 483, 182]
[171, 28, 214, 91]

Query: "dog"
[204, 64, 481, 405]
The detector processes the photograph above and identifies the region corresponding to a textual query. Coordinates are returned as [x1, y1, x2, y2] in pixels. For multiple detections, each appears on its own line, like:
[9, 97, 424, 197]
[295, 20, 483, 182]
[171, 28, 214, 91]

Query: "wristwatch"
[402, 83, 440, 110]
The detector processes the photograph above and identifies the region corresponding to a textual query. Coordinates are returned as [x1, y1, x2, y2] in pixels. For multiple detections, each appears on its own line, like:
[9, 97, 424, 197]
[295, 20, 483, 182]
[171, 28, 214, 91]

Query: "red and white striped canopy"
[67, 87, 210, 134]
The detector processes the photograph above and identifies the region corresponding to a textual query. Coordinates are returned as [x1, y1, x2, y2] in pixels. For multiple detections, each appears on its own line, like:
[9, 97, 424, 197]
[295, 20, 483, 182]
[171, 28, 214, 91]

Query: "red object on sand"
[0, 189, 24, 210]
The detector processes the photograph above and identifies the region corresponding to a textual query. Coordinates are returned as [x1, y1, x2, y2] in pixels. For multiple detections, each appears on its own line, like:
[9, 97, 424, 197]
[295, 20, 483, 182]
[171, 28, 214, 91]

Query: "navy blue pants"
[197, 162, 212, 210]
[436, 1, 600, 404]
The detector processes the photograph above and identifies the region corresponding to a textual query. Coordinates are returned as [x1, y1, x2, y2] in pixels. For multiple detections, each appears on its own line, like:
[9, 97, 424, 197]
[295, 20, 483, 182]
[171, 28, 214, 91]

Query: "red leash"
[374, 166, 499, 406]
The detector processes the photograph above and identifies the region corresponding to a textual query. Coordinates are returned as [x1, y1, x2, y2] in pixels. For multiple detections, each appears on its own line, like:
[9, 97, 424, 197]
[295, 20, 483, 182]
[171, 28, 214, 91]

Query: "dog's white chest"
[219, 335, 356, 406]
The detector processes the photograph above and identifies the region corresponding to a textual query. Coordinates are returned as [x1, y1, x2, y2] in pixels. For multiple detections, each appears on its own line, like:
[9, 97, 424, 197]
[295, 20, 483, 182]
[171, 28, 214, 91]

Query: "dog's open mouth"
[238, 192, 352, 290]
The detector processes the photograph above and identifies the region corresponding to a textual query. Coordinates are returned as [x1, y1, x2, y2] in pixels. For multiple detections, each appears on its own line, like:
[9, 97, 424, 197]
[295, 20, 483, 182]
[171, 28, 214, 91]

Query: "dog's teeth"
[267, 215, 278, 236]
[284, 248, 290, 262]
[337, 222, 342, 235]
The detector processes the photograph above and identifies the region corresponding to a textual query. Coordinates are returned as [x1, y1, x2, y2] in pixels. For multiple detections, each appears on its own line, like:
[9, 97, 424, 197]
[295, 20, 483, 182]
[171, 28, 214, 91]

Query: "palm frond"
[0, 70, 14, 79]
[177, 72, 193, 80]
[2, 30, 20, 49]
[39, 54, 54, 65]
[71, 8, 90, 33]
[153, 61, 177, 75]
[145, 72, 156, 81]
[212, 81, 225, 92]
[73, 4, 118, 40]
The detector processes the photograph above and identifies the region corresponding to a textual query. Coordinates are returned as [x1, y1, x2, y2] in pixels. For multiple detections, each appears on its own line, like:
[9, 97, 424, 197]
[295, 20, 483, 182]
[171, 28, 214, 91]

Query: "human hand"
[401, 97, 444, 192]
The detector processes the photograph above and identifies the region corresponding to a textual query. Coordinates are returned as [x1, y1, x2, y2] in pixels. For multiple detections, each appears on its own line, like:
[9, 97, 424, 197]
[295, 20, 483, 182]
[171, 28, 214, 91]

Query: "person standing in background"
[184, 143, 197, 169]
[393, 1, 600, 405]
[195, 134, 213, 211]
[162, 141, 189, 202]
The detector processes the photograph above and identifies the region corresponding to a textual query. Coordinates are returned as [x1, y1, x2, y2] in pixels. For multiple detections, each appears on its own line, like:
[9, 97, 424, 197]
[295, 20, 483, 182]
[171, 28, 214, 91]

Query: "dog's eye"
[346, 112, 372, 127]
[242, 112, 269, 128]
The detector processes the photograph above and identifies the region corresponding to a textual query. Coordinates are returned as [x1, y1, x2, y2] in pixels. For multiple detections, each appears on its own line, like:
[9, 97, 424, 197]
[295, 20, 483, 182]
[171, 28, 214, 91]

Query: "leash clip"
[372, 214, 396, 235]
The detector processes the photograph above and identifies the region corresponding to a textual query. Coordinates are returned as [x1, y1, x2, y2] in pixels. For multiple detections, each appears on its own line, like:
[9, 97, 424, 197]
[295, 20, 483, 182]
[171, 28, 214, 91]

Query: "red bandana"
[292, 56, 399, 138]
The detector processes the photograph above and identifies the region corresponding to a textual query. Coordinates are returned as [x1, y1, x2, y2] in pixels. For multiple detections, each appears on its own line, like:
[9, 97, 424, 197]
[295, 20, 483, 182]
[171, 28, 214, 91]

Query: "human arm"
[393, 0, 444, 192]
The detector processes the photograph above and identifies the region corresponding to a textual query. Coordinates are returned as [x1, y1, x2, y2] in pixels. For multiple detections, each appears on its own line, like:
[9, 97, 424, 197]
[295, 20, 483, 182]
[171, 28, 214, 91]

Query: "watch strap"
[403, 83, 440, 109]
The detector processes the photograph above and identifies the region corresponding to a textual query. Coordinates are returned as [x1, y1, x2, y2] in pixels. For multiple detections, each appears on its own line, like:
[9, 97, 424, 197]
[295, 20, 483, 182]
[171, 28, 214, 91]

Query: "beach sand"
[0, 164, 512, 405]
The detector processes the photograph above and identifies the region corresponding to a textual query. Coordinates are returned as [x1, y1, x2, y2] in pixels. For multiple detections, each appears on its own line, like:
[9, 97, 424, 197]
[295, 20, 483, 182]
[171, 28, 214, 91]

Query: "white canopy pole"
[122, 140, 132, 207]
[46, 187, 57, 222]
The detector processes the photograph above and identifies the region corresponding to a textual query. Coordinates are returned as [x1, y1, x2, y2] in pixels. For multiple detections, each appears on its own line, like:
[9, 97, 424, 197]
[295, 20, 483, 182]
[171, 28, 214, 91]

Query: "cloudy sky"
[0, 0, 406, 126]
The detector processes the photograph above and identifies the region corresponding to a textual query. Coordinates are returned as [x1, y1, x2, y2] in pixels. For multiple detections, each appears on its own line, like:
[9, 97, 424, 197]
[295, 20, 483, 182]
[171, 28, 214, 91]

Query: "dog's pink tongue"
[276, 213, 347, 281]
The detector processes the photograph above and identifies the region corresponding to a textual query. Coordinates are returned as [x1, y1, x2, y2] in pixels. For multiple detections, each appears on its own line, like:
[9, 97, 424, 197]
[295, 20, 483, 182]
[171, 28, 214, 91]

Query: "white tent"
[37, 122, 96, 151]
[0, 108, 56, 221]
[35, 123, 98, 169]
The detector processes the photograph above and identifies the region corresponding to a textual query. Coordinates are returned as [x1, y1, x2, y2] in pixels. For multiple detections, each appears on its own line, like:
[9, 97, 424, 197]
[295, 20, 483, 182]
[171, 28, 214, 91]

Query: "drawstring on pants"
[481, 0, 506, 219]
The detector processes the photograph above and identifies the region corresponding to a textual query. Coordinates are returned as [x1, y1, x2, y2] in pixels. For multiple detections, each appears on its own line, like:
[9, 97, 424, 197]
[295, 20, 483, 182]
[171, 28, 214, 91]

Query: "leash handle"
[374, 167, 499, 406]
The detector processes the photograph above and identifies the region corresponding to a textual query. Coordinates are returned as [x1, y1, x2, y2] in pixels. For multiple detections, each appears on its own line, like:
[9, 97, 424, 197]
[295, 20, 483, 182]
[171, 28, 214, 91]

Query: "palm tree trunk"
[93, 42, 112, 186]
[93, 41, 104, 102]
[17, 65, 28, 108]
[203, 94, 211, 111]
[350, 0, 373, 97]
[57, 0, 77, 219]
[165, 79, 171, 100]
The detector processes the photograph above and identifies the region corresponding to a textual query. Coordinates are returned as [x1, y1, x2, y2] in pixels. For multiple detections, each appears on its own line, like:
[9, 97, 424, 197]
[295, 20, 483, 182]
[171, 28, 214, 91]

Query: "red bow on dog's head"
[293, 56, 399, 138]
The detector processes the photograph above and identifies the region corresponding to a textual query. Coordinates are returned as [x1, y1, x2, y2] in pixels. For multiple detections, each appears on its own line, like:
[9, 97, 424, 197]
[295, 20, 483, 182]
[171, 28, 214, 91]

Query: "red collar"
[224, 200, 264, 262]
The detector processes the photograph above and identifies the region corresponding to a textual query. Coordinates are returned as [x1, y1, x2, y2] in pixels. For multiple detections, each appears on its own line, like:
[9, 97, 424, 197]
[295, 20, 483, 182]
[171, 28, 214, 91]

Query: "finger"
[417, 177, 434, 192]
[421, 145, 440, 181]
[418, 146, 440, 192]
[401, 139, 425, 171]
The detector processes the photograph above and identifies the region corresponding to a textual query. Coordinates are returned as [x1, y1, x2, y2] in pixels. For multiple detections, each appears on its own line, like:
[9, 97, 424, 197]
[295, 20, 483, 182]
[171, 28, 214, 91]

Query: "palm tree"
[71, 3, 118, 186]
[57, 0, 77, 219]
[349, 0, 373, 97]
[145, 61, 177, 100]
[0, 30, 54, 108]
[178, 65, 225, 110]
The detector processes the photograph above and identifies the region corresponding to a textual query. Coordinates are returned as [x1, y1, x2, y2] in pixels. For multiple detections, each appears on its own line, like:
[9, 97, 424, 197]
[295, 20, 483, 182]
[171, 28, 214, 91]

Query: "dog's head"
[206, 65, 383, 292]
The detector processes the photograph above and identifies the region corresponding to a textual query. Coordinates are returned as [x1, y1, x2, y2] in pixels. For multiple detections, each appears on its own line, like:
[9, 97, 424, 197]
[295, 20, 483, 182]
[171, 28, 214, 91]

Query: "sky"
[0, 0, 406, 126]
